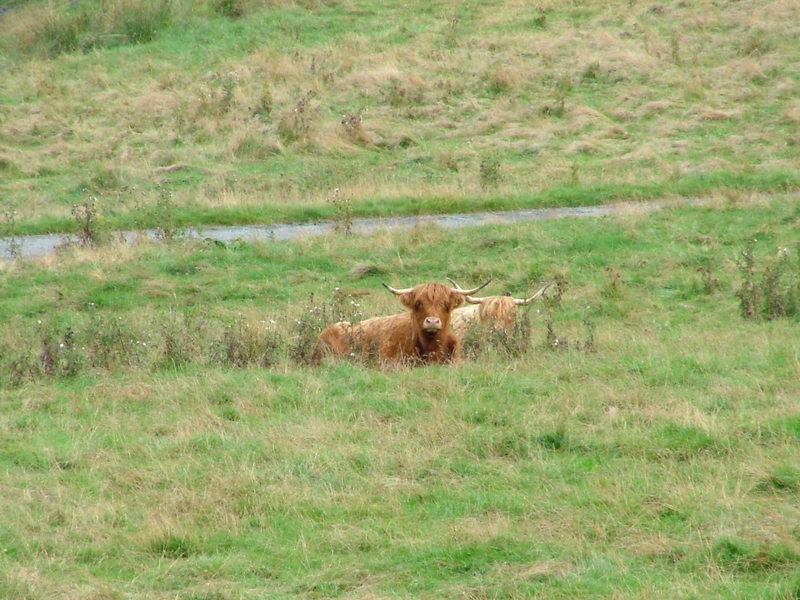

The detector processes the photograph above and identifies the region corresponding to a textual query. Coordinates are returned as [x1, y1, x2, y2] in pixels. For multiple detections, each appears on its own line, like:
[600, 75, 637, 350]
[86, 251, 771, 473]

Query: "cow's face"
[457, 281, 553, 330]
[383, 280, 491, 337]
[400, 283, 464, 336]
[479, 297, 517, 330]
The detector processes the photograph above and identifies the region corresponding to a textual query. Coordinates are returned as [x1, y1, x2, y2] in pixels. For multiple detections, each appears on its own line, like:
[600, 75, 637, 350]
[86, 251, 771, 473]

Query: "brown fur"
[451, 296, 520, 336]
[313, 283, 465, 365]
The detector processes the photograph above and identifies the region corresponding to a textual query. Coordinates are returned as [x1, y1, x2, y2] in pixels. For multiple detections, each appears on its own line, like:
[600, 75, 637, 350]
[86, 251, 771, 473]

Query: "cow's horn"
[447, 277, 488, 303]
[451, 279, 491, 296]
[382, 282, 414, 295]
[514, 282, 554, 305]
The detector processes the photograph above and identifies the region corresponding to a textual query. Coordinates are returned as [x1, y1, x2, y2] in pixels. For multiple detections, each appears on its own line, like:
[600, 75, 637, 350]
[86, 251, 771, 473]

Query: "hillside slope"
[1, 0, 799, 233]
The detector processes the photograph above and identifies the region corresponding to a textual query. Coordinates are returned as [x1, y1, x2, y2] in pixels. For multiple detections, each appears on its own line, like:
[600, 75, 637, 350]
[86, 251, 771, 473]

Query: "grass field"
[1, 0, 800, 234]
[2, 0, 800, 598]
[1, 194, 799, 598]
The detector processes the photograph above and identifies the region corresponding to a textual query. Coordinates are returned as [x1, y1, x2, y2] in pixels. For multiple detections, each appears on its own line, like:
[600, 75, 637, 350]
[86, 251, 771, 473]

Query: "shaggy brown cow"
[448, 279, 553, 336]
[313, 280, 490, 364]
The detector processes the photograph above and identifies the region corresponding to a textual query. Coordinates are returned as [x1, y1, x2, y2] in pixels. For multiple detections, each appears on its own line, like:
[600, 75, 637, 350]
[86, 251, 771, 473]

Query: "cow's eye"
[443, 302, 450, 311]
[414, 300, 422, 310]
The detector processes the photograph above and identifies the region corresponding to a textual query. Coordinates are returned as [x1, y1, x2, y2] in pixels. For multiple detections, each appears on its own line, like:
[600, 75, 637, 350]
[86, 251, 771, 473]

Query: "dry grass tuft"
[496, 559, 574, 580]
[695, 108, 743, 121]
[565, 140, 602, 155]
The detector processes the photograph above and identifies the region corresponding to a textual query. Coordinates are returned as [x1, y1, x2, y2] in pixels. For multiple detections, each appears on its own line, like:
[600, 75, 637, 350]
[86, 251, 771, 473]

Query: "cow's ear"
[450, 291, 465, 309]
[399, 291, 416, 309]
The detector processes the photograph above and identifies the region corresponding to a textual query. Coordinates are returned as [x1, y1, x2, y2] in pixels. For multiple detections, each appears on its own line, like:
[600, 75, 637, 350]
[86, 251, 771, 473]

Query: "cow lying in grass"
[313, 280, 490, 365]
[448, 279, 553, 337]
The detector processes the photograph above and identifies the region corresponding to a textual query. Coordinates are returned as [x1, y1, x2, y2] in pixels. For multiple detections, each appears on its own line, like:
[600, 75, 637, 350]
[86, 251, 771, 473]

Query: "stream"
[1, 199, 692, 260]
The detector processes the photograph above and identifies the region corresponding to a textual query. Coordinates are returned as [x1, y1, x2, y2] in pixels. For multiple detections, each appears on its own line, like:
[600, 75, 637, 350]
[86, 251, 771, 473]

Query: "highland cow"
[313, 280, 490, 365]
[448, 279, 553, 336]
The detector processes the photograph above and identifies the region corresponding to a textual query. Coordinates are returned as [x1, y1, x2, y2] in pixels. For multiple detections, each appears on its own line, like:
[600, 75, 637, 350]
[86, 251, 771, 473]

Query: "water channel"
[0, 199, 692, 260]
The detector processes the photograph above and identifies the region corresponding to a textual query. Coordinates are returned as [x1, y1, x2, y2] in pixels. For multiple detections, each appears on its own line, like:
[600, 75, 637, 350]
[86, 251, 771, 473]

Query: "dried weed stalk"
[736, 241, 799, 320]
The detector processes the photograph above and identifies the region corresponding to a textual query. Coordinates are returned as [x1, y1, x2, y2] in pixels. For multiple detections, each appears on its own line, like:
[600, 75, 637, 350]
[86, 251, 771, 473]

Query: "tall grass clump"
[289, 288, 365, 364]
[110, 0, 173, 45]
[212, 317, 283, 368]
[212, 0, 246, 18]
[70, 197, 102, 247]
[38, 4, 90, 55]
[0, 288, 373, 386]
[0, 0, 175, 57]
[329, 187, 353, 235]
[460, 309, 533, 360]
[277, 90, 317, 147]
[134, 187, 185, 241]
[479, 155, 502, 190]
[736, 240, 799, 320]
[340, 109, 371, 146]
[1, 199, 22, 259]
[85, 312, 152, 371]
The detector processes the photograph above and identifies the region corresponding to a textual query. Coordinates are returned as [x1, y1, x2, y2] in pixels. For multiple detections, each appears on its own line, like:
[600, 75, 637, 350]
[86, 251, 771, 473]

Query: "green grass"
[2, 0, 800, 233]
[1, 1, 799, 596]
[4, 168, 800, 236]
[1, 196, 799, 598]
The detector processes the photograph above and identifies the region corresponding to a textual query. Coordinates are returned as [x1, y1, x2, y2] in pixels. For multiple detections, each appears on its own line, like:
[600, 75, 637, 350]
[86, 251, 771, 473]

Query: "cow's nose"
[422, 316, 442, 332]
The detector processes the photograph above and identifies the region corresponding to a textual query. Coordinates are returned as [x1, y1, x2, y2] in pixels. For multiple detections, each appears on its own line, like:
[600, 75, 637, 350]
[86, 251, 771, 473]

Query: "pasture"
[1, 0, 800, 233]
[1, 194, 799, 598]
[1, 0, 799, 598]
